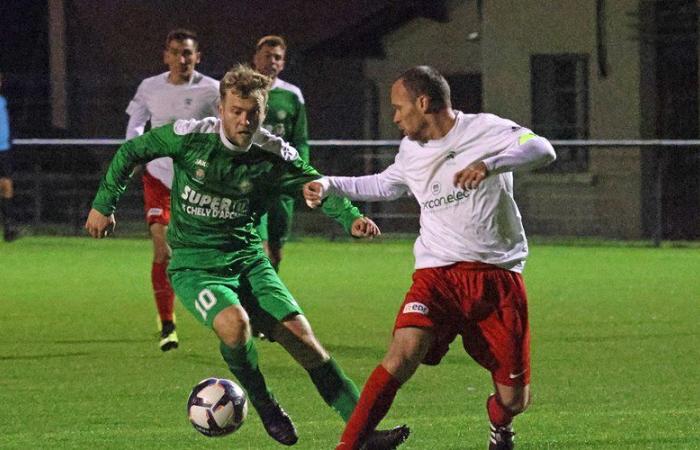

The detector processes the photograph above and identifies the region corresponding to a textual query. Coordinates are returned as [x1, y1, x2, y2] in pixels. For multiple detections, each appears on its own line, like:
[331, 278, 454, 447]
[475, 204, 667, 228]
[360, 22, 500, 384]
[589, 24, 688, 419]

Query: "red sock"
[336, 365, 402, 450]
[151, 261, 174, 322]
[487, 394, 513, 427]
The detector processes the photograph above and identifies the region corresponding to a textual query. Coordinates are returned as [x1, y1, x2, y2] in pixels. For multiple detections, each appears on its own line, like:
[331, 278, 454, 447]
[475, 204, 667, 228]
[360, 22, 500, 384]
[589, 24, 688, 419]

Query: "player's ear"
[417, 95, 430, 113]
[195, 51, 202, 65]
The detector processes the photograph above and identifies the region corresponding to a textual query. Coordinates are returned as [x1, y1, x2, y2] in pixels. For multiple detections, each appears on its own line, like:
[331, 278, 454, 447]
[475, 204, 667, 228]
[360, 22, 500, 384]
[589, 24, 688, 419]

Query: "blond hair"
[219, 64, 272, 107]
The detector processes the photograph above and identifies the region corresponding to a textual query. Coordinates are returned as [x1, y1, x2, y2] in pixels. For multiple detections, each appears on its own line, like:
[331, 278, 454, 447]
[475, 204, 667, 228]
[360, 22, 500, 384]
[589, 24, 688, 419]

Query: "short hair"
[219, 64, 272, 106]
[397, 65, 451, 112]
[165, 28, 199, 49]
[255, 35, 287, 51]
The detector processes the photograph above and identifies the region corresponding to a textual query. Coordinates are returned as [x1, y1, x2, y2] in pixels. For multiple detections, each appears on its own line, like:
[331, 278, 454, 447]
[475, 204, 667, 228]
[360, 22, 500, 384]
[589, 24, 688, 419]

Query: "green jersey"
[92, 118, 361, 268]
[263, 78, 309, 162]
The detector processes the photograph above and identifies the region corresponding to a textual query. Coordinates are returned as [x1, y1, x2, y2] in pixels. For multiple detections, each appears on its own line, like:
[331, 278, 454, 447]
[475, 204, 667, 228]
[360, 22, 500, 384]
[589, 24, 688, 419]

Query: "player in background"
[252, 35, 309, 271]
[304, 66, 556, 450]
[0, 71, 19, 242]
[86, 65, 409, 450]
[126, 29, 220, 351]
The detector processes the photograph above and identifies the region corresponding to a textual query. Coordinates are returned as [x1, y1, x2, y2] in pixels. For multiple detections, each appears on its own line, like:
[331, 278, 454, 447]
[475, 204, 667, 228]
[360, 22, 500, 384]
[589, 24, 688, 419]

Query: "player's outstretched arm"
[453, 135, 556, 190]
[85, 208, 116, 239]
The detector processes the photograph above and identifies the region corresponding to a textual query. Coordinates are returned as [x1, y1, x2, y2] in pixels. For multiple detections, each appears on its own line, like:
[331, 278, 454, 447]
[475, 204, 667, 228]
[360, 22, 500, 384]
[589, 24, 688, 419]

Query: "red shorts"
[142, 170, 170, 226]
[394, 261, 530, 386]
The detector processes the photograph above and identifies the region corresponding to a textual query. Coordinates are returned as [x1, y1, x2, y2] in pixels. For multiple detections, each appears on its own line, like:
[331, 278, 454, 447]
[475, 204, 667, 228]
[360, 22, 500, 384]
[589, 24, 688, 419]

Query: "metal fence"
[8, 138, 700, 244]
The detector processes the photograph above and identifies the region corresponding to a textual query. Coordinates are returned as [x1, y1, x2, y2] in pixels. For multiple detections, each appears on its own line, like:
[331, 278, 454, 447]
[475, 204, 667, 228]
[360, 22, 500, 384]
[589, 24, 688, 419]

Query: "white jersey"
[320, 112, 556, 272]
[125, 71, 219, 188]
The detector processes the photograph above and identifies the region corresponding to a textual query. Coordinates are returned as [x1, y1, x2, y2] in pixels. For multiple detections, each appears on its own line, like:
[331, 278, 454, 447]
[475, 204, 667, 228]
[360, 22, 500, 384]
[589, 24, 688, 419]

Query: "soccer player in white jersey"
[125, 29, 220, 351]
[304, 66, 556, 450]
[252, 35, 310, 271]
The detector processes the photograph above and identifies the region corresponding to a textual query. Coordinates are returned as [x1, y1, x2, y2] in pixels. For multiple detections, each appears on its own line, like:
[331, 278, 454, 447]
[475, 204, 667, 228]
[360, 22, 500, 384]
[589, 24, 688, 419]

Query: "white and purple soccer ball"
[187, 377, 248, 437]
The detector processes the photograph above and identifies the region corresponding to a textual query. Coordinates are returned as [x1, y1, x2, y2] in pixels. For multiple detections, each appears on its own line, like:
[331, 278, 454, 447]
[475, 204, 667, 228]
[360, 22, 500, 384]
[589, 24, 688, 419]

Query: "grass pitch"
[0, 237, 698, 449]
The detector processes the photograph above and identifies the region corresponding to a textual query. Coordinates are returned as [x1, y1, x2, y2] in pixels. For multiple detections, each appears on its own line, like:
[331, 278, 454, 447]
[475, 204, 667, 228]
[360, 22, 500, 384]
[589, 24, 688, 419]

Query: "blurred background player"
[125, 29, 220, 351]
[305, 66, 556, 450]
[252, 35, 309, 271]
[0, 71, 19, 242]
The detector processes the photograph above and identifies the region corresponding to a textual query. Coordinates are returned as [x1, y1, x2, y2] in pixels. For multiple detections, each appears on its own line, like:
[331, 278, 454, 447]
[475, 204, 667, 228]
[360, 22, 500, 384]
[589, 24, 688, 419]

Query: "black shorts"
[0, 150, 13, 178]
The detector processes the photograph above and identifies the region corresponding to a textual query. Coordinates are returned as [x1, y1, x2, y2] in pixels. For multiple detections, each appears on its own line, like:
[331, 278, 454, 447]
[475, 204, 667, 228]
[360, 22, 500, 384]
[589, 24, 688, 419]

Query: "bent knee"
[213, 307, 251, 348]
[500, 392, 530, 415]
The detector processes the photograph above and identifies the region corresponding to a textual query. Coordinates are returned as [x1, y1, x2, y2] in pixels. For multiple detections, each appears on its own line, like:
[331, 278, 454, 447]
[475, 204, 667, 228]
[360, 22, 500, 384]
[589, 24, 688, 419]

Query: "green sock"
[307, 357, 360, 422]
[219, 340, 273, 410]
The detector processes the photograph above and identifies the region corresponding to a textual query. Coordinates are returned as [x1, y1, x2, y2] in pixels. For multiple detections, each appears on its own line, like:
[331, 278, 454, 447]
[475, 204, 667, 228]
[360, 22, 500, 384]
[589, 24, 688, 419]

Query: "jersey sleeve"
[466, 115, 555, 173]
[321, 161, 409, 201]
[277, 158, 362, 234]
[291, 102, 310, 163]
[125, 82, 151, 139]
[92, 124, 182, 214]
[481, 133, 557, 174]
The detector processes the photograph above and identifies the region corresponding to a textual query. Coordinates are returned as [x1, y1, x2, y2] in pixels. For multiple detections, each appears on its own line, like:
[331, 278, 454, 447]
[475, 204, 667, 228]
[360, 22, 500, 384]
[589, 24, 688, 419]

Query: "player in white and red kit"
[304, 66, 556, 450]
[125, 29, 219, 351]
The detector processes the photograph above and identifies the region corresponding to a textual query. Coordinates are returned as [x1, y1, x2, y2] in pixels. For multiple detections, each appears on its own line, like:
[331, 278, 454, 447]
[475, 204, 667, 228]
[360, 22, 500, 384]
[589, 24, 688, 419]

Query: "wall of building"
[483, 0, 644, 238]
[365, 0, 482, 140]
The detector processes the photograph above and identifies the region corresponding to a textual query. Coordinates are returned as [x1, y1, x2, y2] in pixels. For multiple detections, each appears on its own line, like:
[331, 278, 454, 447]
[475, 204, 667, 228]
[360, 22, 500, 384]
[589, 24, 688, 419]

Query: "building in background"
[1, 0, 698, 240]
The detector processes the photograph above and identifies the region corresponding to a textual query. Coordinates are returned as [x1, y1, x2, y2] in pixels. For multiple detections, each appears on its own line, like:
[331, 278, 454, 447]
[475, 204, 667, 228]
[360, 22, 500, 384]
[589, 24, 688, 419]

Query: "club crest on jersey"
[194, 168, 206, 183]
[276, 110, 287, 120]
[431, 182, 441, 195]
[238, 179, 253, 194]
[403, 302, 429, 315]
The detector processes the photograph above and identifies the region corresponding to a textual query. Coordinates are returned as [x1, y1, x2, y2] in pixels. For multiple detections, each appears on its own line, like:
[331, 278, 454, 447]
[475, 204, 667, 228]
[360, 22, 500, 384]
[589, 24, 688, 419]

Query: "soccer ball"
[187, 377, 248, 437]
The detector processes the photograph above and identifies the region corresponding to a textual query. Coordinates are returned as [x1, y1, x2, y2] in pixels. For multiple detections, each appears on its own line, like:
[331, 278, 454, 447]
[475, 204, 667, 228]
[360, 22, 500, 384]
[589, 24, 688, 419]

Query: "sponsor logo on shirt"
[431, 182, 441, 195]
[421, 188, 472, 211]
[403, 302, 429, 315]
[180, 185, 249, 219]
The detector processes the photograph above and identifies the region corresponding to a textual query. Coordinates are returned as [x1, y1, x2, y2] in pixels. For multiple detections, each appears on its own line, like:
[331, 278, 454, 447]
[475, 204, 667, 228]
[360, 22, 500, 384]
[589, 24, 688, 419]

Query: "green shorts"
[256, 195, 296, 246]
[169, 256, 303, 334]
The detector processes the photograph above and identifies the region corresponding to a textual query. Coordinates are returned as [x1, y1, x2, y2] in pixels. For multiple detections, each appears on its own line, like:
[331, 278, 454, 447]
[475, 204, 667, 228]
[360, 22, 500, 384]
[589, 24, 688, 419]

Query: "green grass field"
[1, 237, 699, 449]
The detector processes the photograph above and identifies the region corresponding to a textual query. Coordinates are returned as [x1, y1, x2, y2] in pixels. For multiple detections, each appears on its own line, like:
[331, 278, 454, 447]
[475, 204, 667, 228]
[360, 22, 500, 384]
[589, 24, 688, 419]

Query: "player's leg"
[0, 153, 19, 242]
[457, 264, 531, 450]
[270, 314, 362, 421]
[336, 326, 430, 450]
[170, 268, 297, 445]
[143, 171, 176, 350]
[241, 257, 359, 419]
[0, 176, 17, 241]
[264, 195, 294, 271]
[487, 383, 529, 450]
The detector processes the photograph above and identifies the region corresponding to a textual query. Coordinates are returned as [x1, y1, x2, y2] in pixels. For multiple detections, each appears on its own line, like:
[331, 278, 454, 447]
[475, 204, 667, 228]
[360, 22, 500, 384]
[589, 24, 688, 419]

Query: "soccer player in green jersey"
[252, 35, 309, 271]
[85, 64, 409, 449]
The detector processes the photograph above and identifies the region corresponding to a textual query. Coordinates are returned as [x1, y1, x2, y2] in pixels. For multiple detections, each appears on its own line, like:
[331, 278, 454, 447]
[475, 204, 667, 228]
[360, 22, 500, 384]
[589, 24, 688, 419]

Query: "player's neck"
[426, 109, 457, 141]
[167, 72, 194, 86]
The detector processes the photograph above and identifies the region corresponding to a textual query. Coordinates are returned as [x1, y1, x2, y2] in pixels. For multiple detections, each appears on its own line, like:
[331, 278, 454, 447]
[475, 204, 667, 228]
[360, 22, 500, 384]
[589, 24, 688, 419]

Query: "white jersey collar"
[218, 121, 254, 153]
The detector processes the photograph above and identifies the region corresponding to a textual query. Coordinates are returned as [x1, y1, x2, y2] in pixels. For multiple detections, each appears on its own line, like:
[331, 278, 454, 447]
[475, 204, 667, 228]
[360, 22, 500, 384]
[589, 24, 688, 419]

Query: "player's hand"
[453, 161, 488, 190]
[350, 216, 381, 239]
[303, 181, 324, 208]
[85, 208, 116, 239]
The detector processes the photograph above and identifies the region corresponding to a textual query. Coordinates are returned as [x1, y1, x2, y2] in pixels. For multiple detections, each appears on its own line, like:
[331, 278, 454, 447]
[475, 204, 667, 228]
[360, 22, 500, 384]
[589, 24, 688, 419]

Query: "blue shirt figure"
[0, 95, 9, 152]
